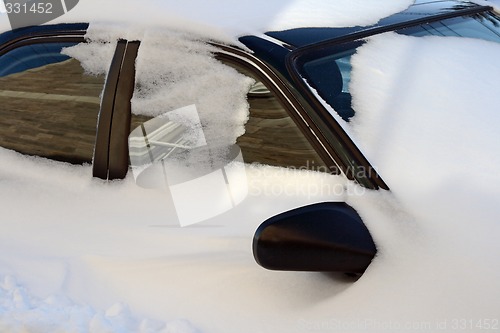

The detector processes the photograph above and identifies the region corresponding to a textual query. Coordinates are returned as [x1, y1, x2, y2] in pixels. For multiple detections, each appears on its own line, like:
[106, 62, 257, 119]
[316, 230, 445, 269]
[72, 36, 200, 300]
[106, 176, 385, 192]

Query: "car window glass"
[129, 63, 328, 172]
[0, 42, 105, 164]
[237, 78, 327, 171]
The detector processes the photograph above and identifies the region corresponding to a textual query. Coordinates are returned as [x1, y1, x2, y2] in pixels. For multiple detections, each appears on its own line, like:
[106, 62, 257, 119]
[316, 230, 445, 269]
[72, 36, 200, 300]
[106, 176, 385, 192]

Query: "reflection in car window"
[237, 81, 327, 171]
[0, 42, 105, 164]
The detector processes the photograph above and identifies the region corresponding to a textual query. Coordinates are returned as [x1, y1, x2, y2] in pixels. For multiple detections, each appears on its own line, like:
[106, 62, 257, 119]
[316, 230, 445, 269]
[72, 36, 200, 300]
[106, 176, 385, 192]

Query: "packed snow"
[65, 27, 254, 150]
[2, 0, 500, 332]
[0, 148, 349, 333]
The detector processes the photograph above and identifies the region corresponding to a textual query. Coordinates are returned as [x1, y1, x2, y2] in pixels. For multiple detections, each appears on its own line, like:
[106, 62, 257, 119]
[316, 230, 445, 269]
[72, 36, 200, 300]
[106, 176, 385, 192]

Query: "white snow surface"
[0, 0, 415, 41]
[0, 149, 350, 333]
[2, 1, 500, 332]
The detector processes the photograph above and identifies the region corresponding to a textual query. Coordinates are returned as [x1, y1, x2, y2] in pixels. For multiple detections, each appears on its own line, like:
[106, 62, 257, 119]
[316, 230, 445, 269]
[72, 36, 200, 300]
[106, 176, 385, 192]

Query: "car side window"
[237, 78, 327, 171]
[0, 42, 105, 164]
[128, 58, 328, 173]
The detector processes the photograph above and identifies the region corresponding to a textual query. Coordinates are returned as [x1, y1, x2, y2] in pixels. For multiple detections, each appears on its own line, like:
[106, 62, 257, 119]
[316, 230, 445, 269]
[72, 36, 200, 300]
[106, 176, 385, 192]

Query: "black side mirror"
[253, 202, 376, 274]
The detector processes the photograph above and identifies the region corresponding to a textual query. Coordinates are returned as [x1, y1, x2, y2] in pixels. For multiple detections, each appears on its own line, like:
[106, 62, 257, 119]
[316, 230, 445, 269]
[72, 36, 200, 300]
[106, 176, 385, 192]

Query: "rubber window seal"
[108, 40, 141, 180]
[93, 39, 140, 180]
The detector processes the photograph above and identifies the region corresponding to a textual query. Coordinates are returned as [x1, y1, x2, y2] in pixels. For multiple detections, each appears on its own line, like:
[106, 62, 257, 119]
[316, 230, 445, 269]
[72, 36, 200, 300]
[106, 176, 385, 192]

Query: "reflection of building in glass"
[0, 48, 104, 164]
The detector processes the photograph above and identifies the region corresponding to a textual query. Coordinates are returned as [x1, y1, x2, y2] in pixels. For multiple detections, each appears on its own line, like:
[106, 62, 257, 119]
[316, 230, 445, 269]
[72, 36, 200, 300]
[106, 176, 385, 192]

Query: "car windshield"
[299, 10, 500, 121]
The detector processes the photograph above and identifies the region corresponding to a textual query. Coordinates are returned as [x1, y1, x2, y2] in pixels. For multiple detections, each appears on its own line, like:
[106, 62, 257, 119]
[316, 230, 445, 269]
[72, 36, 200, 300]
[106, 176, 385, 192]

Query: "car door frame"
[93, 39, 140, 180]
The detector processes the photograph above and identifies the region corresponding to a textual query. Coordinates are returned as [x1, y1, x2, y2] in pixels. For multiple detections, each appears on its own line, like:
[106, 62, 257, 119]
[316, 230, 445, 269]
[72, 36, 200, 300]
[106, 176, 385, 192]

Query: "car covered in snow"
[0, 0, 499, 332]
[1, 0, 499, 270]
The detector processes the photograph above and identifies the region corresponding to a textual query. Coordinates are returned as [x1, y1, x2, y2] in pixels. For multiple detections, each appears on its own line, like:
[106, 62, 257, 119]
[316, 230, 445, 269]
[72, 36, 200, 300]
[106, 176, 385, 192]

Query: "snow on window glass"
[349, 32, 500, 213]
[131, 29, 254, 149]
[62, 36, 115, 76]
